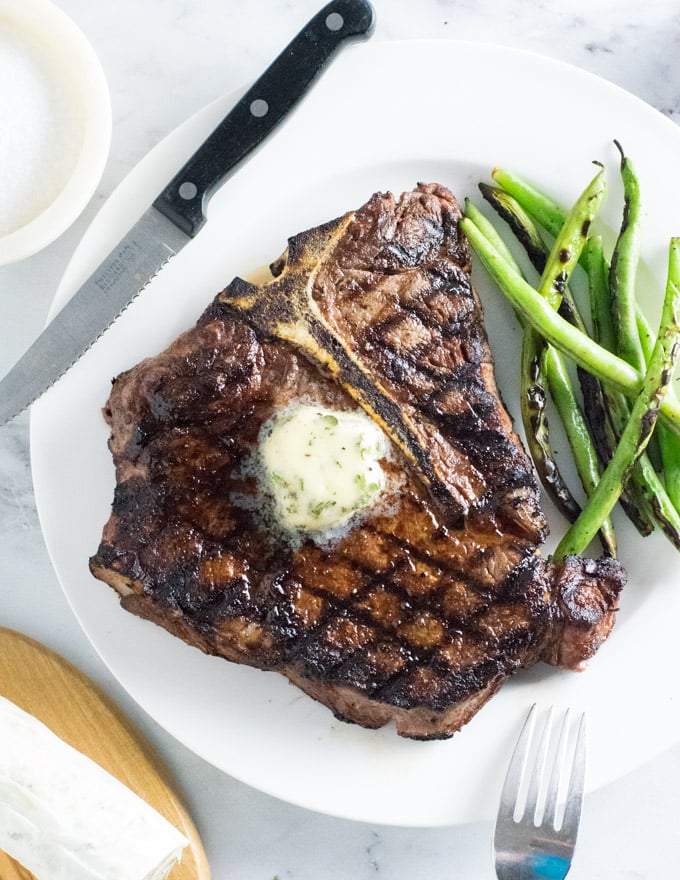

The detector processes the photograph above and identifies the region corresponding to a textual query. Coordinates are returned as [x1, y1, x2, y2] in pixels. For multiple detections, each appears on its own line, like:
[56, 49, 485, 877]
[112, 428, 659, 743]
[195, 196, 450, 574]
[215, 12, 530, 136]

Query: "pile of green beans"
[462, 148, 680, 559]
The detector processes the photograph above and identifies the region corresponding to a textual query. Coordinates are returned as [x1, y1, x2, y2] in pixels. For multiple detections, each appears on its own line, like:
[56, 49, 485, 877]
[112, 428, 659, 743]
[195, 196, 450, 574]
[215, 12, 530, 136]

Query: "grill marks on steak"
[221, 187, 542, 533]
[90, 183, 625, 739]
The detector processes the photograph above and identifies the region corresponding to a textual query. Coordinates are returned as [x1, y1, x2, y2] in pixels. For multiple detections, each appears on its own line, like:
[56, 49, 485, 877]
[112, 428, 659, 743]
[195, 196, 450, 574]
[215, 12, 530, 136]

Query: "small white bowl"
[0, 0, 111, 266]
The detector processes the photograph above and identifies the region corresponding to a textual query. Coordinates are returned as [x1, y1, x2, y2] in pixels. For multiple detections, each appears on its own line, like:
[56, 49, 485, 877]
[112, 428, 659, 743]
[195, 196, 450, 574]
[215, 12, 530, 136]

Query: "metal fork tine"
[496, 703, 536, 823]
[559, 712, 587, 842]
[543, 708, 570, 828]
[494, 705, 587, 880]
[524, 705, 553, 823]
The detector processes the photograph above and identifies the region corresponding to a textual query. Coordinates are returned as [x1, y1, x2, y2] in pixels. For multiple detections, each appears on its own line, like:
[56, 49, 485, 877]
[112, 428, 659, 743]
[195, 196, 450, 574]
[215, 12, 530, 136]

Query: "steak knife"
[0, 0, 375, 427]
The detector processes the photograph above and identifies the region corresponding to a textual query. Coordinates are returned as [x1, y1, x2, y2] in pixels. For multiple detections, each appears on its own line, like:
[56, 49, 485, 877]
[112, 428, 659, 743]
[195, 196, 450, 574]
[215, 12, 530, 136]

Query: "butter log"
[0, 696, 188, 880]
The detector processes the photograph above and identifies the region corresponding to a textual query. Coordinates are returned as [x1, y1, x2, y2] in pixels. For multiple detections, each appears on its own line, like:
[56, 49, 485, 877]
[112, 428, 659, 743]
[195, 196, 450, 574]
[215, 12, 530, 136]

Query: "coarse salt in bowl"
[0, 0, 111, 266]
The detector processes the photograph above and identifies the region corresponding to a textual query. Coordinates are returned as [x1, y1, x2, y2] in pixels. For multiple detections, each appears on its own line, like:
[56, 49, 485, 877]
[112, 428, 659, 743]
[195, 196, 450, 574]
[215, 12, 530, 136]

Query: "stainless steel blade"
[0, 208, 189, 427]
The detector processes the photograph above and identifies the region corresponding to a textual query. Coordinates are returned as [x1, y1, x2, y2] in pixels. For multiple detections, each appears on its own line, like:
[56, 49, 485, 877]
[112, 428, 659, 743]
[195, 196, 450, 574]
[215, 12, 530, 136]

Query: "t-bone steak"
[90, 183, 625, 739]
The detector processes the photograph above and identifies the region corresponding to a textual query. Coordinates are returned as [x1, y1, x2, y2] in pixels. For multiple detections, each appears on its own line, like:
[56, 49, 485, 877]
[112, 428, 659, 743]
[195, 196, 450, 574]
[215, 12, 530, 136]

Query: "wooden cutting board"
[0, 627, 210, 880]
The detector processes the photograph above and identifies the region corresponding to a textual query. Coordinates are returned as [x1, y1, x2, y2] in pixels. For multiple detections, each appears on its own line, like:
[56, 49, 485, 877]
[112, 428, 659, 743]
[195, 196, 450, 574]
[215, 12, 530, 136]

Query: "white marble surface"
[2, 0, 680, 876]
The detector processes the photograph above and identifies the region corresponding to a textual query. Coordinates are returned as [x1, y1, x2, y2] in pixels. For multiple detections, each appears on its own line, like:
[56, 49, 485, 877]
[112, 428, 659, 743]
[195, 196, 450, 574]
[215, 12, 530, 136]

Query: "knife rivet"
[249, 99, 269, 118]
[178, 181, 198, 200]
[325, 12, 344, 31]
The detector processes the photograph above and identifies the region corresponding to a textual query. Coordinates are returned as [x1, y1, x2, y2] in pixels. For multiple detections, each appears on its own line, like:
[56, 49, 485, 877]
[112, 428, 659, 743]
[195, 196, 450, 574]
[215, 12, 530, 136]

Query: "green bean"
[610, 143, 647, 373]
[479, 183, 586, 331]
[606, 154, 680, 513]
[464, 198, 583, 523]
[478, 183, 548, 275]
[637, 309, 656, 361]
[466, 197, 664, 552]
[600, 151, 680, 520]
[485, 166, 680, 540]
[594, 392, 657, 536]
[492, 163, 651, 343]
[520, 326, 582, 522]
[634, 454, 680, 547]
[585, 235, 616, 351]
[592, 388, 665, 537]
[479, 183, 605, 408]
[554, 238, 680, 558]
[543, 345, 616, 554]
[635, 280, 680, 509]
[491, 167, 565, 239]
[463, 198, 517, 265]
[466, 184, 679, 543]
[519, 166, 611, 544]
[608, 148, 660, 475]
[638, 302, 680, 513]
[585, 235, 656, 535]
[519, 166, 606, 516]
[480, 185, 621, 529]
[582, 237, 619, 452]
[658, 424, 680, 511]
[460, 215, 680, 433]
[477, 184, 610, 411]
[464, 197, 617, 544]
[465, 189, 615, 550]
[537, 165, 606, 308]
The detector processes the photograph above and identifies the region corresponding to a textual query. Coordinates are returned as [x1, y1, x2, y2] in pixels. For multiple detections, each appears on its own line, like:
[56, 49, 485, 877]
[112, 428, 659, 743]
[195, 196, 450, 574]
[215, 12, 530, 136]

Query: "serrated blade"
[0, 208, 189, 427]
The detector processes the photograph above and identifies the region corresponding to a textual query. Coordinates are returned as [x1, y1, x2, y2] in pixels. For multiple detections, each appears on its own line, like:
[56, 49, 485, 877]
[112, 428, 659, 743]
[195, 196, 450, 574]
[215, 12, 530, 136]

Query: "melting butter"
[260, 404, 387, 532]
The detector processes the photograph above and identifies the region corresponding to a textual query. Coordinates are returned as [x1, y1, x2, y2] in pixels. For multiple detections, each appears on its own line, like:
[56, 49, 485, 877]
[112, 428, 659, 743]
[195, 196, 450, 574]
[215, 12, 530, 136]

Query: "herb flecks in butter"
[260, 404, 387, 532]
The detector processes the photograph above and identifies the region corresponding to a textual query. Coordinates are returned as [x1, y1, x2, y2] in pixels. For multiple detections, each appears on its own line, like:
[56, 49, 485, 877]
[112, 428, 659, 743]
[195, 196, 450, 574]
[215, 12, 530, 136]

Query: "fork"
[493, 704, 587, 880]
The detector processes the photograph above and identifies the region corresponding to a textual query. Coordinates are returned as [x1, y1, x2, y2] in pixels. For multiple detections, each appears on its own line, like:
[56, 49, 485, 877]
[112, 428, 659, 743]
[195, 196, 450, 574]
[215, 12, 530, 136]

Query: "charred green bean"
[519, 166, 610, 543]
[460, 216, 680, 433]
[464, 192, 616, 550]
[464, 198, 584, 523]
[543, 345, 616, 554]
[480, 185, 621, 534]
[554, 238, 680, 558]
[585, 234, 657, 534]
[609, 142, 646, 374]
[492, 162, 651, 340]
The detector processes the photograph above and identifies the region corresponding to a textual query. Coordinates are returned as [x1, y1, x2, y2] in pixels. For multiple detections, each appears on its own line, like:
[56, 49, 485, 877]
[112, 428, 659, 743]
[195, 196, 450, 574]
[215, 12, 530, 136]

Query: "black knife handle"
[153, 0, 375, 237]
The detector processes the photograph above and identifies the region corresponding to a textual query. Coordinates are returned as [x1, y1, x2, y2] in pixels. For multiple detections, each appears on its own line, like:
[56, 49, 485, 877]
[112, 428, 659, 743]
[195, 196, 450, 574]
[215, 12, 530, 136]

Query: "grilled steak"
[90, 183, 625, 739]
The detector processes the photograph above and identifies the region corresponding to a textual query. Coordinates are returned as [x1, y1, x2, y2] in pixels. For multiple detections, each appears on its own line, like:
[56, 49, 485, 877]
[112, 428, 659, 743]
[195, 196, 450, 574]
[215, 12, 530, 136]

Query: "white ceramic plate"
[30, 41, 680, 827]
